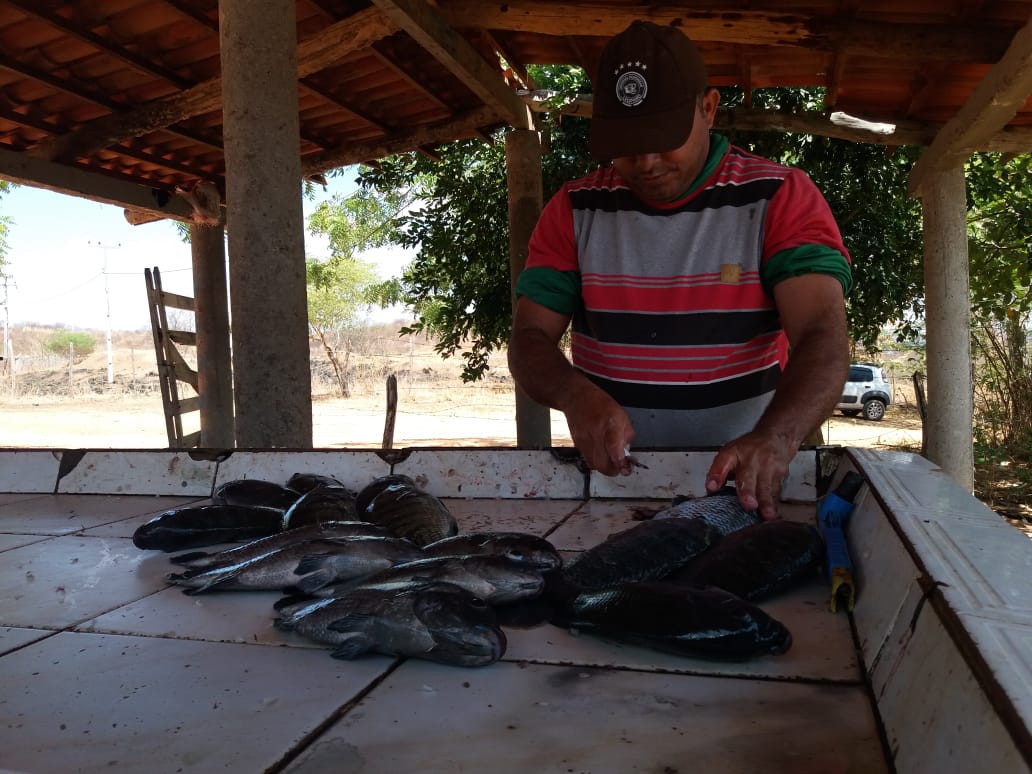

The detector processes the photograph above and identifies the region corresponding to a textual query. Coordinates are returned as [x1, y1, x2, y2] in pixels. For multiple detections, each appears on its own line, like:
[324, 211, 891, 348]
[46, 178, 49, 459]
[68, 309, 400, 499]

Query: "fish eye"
[506, 550, 526, 561]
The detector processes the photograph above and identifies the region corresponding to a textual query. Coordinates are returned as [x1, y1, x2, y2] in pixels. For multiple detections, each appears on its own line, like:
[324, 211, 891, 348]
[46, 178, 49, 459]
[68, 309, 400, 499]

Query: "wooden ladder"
[145, 267, 201, 448]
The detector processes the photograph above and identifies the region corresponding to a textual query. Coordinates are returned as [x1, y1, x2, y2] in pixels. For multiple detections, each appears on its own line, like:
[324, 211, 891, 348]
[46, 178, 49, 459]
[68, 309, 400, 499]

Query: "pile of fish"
[132, 475, 825, 667]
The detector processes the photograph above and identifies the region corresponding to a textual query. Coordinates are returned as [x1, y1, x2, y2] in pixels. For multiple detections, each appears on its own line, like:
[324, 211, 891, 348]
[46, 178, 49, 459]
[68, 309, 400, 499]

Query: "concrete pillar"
[922, 164, 974, 491]
[219, 0, 312, 447]
[505, 128, 551, 448]
[190, 223, 235, 447]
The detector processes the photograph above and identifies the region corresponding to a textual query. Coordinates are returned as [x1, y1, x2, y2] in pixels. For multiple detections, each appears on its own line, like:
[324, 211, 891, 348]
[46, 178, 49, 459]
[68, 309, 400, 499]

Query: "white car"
[836, 363, 892, 421]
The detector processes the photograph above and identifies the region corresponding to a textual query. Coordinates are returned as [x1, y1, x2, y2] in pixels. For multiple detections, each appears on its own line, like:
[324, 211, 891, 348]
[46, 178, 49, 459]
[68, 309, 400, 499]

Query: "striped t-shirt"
[515, 133, 851, 447]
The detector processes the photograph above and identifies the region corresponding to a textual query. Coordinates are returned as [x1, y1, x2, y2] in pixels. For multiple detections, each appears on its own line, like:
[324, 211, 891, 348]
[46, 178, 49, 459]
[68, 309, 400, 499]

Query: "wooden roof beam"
[0, 144, 196, 222]
[909, 17, 1032, 195]
[370, 0, 533, 130]
[301, 104, 500, 175]
[436, 1, 1010, 63]
[32, 8, 398, 163]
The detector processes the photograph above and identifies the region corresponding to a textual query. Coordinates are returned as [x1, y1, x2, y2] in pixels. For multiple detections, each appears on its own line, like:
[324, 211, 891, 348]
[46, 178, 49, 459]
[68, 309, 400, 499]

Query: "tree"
[0, 181, 13, 271]
[306, 185, 405, 397]
[44, 330, 96, 360]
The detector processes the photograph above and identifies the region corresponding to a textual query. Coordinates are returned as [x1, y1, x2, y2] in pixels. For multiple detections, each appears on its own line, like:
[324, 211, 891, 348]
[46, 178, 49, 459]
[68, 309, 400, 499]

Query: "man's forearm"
[753, 327, 849, 448]
[507, 328, 592, 414]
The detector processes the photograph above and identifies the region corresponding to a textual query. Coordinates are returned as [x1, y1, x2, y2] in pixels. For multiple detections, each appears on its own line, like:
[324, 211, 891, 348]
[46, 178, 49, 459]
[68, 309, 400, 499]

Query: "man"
[507, 21, 851, 520]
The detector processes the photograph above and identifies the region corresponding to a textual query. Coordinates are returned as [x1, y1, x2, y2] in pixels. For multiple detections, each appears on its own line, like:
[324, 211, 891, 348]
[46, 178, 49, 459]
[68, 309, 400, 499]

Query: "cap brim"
[589, 103, 696, 160]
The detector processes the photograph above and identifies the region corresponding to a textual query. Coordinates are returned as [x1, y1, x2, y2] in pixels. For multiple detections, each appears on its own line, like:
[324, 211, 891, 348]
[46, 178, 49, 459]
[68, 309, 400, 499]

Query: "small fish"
[553, 581, 792, 661]
[169, 521, 395, 569]
[211, 479, 300, 511]
[281, 485, 359, 530]
[132, 504, 283, 552]
[562, 518, 721, 592]
[308, 554, 545, 606]
[167, 536, 419, 594]
[356, 474, 458, 547]
[422, 531, 562, 571]
[274, 581, 506, 666]
[665, 520, 825, 601]
[652, 487, 761, 536]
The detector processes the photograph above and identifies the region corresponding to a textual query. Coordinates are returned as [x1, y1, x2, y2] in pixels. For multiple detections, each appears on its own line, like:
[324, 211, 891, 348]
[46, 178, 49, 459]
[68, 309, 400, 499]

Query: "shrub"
[44, 331, 96, 360]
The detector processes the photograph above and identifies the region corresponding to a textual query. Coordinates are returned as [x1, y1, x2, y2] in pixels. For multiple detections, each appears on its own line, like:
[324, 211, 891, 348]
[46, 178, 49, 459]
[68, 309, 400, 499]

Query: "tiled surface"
[55, 450, 217, 496]
[0, 450, 60, 493]
[281, 660, 886, 774]
[6, 447, 1032, 773]
[0, 488, 885, 773]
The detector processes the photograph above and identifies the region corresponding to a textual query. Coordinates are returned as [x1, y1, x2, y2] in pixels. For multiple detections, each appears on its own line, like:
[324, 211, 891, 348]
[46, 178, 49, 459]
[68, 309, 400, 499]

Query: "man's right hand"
[563, 387, 636, 476]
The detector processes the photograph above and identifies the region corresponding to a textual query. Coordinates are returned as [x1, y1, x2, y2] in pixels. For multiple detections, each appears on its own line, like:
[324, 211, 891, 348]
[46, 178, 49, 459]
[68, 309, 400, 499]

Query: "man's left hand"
[705, 432, 795, 520]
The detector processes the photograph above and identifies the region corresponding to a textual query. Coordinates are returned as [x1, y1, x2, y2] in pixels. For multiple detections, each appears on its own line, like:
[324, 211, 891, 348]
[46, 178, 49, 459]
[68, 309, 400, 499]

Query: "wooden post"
[505, 128, 551, 449]
[190, 223, 235, 448]
[219, 0, 312, 448]
[921, 165, 974, 491]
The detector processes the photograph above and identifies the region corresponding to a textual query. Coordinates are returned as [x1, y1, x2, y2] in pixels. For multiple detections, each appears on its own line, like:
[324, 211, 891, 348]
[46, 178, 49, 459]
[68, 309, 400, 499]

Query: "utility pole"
[89, 241, 120, 385]
[0, 267, 11, 377]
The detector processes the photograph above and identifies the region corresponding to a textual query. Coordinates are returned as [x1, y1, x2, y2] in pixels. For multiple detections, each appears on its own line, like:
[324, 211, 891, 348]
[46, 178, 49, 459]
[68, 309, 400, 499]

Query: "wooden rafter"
[909, 17, 1032, 195]
[371, 0, 532, 129]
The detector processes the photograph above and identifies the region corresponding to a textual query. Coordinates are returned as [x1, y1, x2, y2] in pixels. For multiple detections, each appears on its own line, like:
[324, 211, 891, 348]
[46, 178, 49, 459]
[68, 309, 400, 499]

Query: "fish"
[422, 531, 562, 571]
[286, 472, 346, 495]
[168, 520, 396, 569]
[562, 517, 721, 592]
[166, 536, 420, 594]
[552, 581, 792, 661]
[274, 581, 507, 666]
[356, 474, 458, 547]
[132, 503, 283, 552]
[665, 520, 825, 601]
[652, 487, 761, 536]
[211, 478, 300, 511]
[303, 554, 545, 606]
[280, 485, 359, 530]
[288, 537, 427, 594]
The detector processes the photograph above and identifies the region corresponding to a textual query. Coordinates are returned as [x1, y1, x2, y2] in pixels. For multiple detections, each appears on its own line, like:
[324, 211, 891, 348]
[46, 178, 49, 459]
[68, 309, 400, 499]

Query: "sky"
[0, 167, 413, 332]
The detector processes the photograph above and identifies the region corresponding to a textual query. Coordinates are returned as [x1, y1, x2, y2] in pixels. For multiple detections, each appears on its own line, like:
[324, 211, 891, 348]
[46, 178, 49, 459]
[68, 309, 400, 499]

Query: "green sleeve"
[761, 245, 853, 296]
[514, 266, 582, 316]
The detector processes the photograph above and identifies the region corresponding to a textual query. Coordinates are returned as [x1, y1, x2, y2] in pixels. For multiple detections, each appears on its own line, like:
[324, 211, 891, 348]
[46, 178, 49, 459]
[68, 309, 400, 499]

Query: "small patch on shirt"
[720, 263, 741, 283]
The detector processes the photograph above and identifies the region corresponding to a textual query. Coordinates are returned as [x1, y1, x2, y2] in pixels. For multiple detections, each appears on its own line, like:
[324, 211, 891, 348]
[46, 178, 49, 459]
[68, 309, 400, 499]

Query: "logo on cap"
[614, 62, 647, 108]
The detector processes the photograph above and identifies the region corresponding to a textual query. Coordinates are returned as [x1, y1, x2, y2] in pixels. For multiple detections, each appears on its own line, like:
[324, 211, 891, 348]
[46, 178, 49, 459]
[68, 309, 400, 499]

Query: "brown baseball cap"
[589, 21, 709, 160]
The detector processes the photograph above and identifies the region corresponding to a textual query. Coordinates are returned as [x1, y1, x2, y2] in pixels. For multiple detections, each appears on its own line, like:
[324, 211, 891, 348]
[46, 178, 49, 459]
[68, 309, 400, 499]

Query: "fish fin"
[292, 568, 337, 595]
[330, 634, 374, 660]
[169, 550, 209, 565]
[293, 553, 333, 576]
[274, 593, 314, 611]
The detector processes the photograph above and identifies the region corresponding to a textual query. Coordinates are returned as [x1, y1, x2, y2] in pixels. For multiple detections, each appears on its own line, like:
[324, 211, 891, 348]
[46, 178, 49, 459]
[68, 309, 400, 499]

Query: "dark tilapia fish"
[211, 478, 300, 512]
[280, 485, 359, 530]
[652, 487, 761, 536]
[169, 520, 395, 569]
[356, 474, 458, 547]
[166, 535, 420, 594]
[274, 581, 506, 666]
[552, 581, 792, 661]
[562, 518, 721, 592]
[132, 504, 283, 552]
[422, 531, 562, 571]
[665, 520, 825, 601]
[305, 554, 545, 605]
[286, 472, 346, 495]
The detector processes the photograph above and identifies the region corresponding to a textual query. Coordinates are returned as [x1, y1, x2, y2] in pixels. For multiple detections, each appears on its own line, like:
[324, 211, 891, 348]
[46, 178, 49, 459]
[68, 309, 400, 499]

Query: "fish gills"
[281, 486, 359, 530]
[422, 531, 562, 571]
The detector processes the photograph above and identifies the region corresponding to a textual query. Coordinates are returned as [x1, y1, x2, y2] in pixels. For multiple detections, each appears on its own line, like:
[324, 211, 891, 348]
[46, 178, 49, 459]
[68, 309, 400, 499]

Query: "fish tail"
[272, 616, 296, 632]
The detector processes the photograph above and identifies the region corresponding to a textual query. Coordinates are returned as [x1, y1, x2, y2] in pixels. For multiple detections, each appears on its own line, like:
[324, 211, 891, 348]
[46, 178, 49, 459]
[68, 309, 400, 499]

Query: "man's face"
[611, 88, 720, 203]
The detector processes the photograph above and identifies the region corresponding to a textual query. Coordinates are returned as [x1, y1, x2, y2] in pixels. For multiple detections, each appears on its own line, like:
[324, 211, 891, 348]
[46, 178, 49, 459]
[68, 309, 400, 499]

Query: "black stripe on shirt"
[569, 178, 784, 216]
[587, 363, 783, 410]
[572, 309, 782, 347]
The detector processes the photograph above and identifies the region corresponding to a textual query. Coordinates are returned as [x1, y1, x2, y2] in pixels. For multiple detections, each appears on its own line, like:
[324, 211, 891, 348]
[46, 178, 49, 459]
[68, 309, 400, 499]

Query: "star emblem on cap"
[614, 61, 648, 75]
